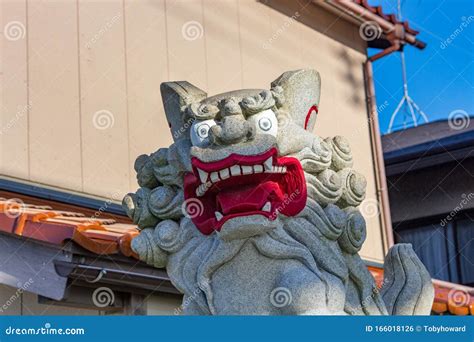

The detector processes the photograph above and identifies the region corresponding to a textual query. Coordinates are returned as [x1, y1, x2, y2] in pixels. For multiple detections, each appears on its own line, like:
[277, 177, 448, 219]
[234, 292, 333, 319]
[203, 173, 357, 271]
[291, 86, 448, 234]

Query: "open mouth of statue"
[183, 148, 307, 235]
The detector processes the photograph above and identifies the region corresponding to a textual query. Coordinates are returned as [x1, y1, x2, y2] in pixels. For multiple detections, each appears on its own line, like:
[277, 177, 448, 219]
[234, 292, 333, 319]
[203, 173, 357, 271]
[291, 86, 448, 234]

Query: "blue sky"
[368, 0, 474, 134]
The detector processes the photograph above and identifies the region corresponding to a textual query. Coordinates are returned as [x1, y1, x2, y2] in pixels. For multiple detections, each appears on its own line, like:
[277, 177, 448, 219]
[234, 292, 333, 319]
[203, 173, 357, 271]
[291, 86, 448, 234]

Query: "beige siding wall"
[1, 0, 384, 260]
[146, 293, 182, 315]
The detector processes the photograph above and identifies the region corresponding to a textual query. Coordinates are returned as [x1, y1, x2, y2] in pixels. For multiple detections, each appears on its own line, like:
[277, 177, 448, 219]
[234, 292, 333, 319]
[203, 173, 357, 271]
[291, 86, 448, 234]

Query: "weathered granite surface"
[123, 69, 434, 315]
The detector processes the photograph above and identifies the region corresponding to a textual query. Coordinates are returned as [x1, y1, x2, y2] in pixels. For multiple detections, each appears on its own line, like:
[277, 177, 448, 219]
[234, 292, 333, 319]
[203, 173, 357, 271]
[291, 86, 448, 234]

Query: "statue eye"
[258, 117, 272, 131]
[249, 109, 278, 137]
[191, 119, 216, 147]
[197, 124, 211, 138]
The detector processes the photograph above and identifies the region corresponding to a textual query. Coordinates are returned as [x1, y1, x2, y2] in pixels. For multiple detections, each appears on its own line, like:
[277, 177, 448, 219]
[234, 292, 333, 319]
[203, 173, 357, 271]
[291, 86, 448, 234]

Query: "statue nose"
[209, 116, 254, 145]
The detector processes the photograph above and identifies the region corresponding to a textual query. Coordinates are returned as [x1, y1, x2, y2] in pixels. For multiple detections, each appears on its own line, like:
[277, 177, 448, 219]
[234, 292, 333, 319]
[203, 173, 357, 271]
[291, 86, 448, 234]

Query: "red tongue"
[217, 181, 284, 215]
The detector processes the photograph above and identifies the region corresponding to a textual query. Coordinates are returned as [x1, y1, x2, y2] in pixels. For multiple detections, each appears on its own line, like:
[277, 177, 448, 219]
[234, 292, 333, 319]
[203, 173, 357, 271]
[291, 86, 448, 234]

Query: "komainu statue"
[123, 69, 434, 315]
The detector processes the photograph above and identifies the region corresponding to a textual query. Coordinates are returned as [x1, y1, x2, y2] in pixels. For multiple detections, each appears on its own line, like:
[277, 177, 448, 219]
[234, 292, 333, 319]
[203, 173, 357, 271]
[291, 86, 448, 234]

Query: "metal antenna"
[387, 0, 429, 133]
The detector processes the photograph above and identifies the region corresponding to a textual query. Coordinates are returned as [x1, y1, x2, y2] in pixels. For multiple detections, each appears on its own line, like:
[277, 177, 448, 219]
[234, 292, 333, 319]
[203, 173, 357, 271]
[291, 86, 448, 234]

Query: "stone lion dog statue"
[122, 69, 434, 315]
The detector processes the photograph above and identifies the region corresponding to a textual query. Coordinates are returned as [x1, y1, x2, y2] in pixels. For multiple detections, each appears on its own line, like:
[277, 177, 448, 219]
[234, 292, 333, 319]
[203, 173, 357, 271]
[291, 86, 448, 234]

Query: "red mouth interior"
[184, 148, 307, 235]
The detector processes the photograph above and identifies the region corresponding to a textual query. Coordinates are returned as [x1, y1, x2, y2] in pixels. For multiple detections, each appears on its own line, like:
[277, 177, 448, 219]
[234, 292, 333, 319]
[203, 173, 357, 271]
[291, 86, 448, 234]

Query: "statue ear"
[160, 81, 207, 141]
[271, 69, 321, 131]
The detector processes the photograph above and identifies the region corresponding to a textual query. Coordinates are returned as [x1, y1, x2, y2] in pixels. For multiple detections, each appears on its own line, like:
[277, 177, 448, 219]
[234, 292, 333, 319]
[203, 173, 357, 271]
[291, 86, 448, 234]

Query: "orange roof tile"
[354, 0, 420, 35]
[0, 198, 138, 257]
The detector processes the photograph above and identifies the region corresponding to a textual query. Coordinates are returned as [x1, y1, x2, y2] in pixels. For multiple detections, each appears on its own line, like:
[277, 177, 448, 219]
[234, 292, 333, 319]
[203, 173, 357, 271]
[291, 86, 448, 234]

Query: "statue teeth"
[195, 182, 212, 197]
[196, 185, 204, 197]
[241, 165, 253, 175]
[210, 172, 220, 183]
[262, 201, 271, 212]
[219, 168, 230, 180]
[230, 165, 241, 176]
[264, 157, 273, 170]
[197, 168, 208, 183]
[194, 156, 282, 198]
[266, 165, 287, 173]
[215, 211, 224, 221]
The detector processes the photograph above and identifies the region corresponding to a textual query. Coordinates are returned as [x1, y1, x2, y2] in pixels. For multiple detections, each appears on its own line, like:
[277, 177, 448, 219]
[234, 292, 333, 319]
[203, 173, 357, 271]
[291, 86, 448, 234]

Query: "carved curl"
[220, 97, 242, 117]
[134, 154, 160, 188]
[187, 102, 220, 120]
[241, 90, 275, 116]
[131, 228, 168, 268]
[149, 185, 184, 220]
[325, 136, 353, 171]
[337, 168, 367, 208]
[292, 139, 332, 175]
[122, 187, 159, 230]
[155, 219, 184, 253]
[151, 140, 192, 187]
[270, 85, 285, 108]
[305, 169, 343, 206]
[338, 209, 366, 254]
